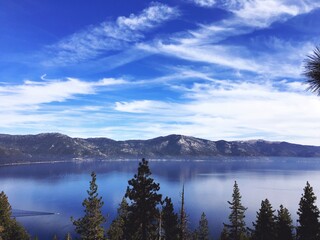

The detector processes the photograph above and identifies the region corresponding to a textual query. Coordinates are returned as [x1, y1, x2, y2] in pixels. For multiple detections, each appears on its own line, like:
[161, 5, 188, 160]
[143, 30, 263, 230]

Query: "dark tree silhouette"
[220, 226, 229, 240]
[304, 46, 320, 95]
[224, 181, 247, 240]
[196, 212, 209, 240]
[179, 185, 190, 240]
[125, 158, 162, 240]
[297, 181, 320, 240]
[252, 199, 277, 240]
[107, 197, 129, 240]
[162, 197, 179, 240]
[72, 172, 106, 240]
[0, 191, 29, 240]
[276, 205, 293, 240]
[64, 233, 72, 240]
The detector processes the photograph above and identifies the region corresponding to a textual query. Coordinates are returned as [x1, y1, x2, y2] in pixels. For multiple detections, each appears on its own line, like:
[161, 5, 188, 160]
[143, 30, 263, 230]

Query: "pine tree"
[125, 158, 162, 240]
[0, 226, 3, 240]
[276, 205, 293, 240]
[52, 235, 58, 240]
[64, 233, 72, 240]
[107, 197, 129, 240]
[179, 185, 189, 240]
[9, 220, 30, 240]
[72, 172, 106, 240]
[0, 191, 29, 240]
[162, 197, 179, 240]
[197, 212, 209, 240]
[192, 229, 199, 240]
[224, 181, 247, 240]
[252, 199, 276, 240]
[220, 226, 229, 240]
[297, 181, 320, 240]
[0, 192, 11, 240]
[304, 46, 320, 95]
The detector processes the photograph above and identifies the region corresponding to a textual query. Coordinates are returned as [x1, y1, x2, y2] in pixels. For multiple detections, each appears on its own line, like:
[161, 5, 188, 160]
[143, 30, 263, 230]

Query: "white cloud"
[115, 100, 175, 113]
[44, 2, 179, 65]
[190, 0, 320, 27]
[139, 39, 316, 78]
[98, 78, 128, 86]
[117, 3, 179, 30]
[0, 76, 132, 135]
[235, 0, 320, 27]
[2, 76, 319, 145]
[224, 0, 300, 27]
[0, 77, 126, 110]
[139, 0, 320, 78]
[191, 0, 216, 7]
[0, 78, 93, 110]
[112, 80, 320, 145]
[139, 42, 262, 72]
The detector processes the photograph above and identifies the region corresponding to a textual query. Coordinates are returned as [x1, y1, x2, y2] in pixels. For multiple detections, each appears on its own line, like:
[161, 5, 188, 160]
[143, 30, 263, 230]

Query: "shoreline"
[1, 156, 320, 168]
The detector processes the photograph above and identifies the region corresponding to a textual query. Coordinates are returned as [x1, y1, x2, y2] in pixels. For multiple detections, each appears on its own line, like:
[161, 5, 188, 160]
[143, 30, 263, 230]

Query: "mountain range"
[0, 133, 320, 164]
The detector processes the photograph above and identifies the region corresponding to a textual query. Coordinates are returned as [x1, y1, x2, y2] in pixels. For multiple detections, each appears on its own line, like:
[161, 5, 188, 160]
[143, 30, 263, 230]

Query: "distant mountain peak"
[36, 132, 70, 138]
[0, 133, 319, 165]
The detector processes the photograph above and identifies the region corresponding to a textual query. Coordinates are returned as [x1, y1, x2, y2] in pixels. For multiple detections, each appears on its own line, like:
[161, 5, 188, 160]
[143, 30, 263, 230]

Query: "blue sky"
[1, 0, 320, 144]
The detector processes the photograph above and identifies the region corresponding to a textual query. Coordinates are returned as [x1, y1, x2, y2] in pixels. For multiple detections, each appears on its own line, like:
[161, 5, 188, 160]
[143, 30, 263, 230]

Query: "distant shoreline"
[2, 156, 320, 168]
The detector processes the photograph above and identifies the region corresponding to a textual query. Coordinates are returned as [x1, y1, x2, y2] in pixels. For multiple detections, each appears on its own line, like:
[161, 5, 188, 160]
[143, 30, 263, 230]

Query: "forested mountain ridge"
[0, 133, 319, 164]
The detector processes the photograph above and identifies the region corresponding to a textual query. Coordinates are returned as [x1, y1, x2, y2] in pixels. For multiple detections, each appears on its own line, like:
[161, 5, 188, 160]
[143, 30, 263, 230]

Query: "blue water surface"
[1, 157, 320, 239]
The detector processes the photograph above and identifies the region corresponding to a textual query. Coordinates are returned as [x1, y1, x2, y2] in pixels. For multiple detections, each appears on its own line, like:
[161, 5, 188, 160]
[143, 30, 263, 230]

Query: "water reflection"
[1, 158, 320, 239]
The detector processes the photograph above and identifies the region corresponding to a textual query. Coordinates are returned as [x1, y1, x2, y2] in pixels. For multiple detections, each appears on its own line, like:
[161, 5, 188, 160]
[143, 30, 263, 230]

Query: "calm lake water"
[1, 157, 320, 239]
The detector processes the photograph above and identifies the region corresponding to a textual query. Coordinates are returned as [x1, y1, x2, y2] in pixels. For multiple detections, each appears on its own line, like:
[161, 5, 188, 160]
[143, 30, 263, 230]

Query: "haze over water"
[1, 158, 320, 239]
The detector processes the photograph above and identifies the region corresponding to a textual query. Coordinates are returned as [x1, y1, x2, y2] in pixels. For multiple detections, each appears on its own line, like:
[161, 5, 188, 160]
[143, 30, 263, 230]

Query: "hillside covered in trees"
[1, 133, 320, 165]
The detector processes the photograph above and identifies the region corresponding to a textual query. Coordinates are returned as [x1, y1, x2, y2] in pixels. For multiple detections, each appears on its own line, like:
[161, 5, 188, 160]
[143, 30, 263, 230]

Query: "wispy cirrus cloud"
[139, 0, 320, 78]
[191, 0, 320, 27]
[139, 42, 261, 72]
[220, 0, 320, 27]
[43, 2, 179, 66]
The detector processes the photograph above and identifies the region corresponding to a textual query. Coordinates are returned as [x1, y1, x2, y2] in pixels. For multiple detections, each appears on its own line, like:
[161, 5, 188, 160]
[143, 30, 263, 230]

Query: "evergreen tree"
[125, 158, 162, 240]
[0, 192, 11, 239]
[252, 199, 276, 240]
[0, 191, 29, 240]
[192, 229, 199, 240]
[296, 181, 320, 240]
[276, 205, 293, 240]
[179, 185, 190, 240]
[196, 212, 209, 240]
[304, 46, 320, 95]
[72, 172, 106, 240]
[8, 220, 30, 240]
[0, 191, 12, 240]
[64, 233, 72, 240]
[107, 197, 129, 240]
[52, 235, 59, 240]
[0, 226, 3, 240]
[162, 197, 179, 240]
[224, 181, 247, 240]
[220, 226, 229, 240]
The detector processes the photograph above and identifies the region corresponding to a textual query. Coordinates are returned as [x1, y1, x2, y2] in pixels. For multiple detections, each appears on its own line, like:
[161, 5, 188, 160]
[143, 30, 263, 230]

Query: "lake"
[1, 157, 320, 239]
